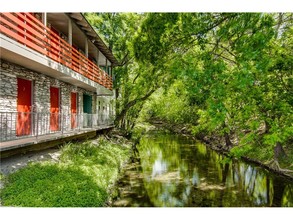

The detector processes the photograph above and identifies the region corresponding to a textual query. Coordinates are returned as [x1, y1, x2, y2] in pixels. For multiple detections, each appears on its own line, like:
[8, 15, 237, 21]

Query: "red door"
[50, 87, 59, 131]
[71, 92, 77, 129]
[17, 78, 32, 136]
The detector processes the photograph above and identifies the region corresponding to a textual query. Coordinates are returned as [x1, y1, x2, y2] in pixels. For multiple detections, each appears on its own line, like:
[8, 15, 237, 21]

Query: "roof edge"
[67, 13, 119, 67]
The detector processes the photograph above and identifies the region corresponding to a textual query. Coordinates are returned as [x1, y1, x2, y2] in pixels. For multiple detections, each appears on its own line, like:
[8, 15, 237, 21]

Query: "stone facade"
[0, 60, 17, 113]
[0, 59, 111, 141]
[0, 59, 99, 113]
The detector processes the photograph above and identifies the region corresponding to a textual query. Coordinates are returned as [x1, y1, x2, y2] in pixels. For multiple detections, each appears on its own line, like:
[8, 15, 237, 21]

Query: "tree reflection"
[115, 132, 293, 207]
[272, 177, 286, 207]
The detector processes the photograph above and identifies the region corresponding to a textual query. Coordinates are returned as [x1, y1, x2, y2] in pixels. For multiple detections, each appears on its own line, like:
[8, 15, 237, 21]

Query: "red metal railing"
[0, 12, 112, 90]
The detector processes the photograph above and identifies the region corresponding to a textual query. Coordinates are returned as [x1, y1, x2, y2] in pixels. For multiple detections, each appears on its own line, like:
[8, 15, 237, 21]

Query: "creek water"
[112, 131, 293, 207]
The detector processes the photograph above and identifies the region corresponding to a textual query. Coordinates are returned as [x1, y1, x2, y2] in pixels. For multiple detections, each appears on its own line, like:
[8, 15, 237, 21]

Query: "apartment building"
[0, 13, 118, 153]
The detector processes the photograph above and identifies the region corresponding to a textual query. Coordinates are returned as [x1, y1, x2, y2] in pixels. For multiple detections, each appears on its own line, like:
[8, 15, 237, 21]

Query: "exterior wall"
[76, 87, 96, 114]
[76, 87, 97, 127]
[0, 59, 104, 141]
[0, 61, 18, 139]
[1, 61, 18, 112]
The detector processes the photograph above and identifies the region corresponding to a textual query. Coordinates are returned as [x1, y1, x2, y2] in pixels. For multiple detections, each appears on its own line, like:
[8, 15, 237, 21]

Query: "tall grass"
[0, 137, 130, 207]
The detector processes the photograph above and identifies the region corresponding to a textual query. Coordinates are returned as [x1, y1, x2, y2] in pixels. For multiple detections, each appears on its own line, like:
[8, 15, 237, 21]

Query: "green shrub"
[0, 137, 130, 207]
[0, 163, 107, 207]
[229, 145, 253, 159]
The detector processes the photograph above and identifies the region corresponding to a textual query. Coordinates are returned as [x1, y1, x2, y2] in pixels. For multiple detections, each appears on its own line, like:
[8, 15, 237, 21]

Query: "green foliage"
[1, 163, 107, 207]
[60, 141, 100, 160]
[229, 145, 253, 159]
[262, 121, 293, 148]
[140, 81, 198, 125]
[88, 12, 292, 165]
[133, 12, 293, 163]
[0, 138, 130, 207]
[85, 13, 163, 133]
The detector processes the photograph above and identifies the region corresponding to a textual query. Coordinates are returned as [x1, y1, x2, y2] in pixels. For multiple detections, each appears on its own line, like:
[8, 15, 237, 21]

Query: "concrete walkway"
[0, 147, 61, 175]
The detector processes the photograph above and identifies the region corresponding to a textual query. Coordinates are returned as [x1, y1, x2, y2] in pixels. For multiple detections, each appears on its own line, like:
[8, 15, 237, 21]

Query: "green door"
[83, 94, 92, 114]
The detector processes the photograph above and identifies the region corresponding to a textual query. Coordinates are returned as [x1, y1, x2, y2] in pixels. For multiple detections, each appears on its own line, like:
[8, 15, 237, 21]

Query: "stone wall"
[0, 59, 101, 141]
[0, 60, 17, 113]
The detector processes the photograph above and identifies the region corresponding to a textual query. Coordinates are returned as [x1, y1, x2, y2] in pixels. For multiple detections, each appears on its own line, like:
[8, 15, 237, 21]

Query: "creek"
[112, 131, 293, 207]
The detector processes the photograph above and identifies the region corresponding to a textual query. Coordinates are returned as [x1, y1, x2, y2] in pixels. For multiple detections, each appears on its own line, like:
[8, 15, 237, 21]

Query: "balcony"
[0, 111, 114, 156]
[0, 12, 113, 91]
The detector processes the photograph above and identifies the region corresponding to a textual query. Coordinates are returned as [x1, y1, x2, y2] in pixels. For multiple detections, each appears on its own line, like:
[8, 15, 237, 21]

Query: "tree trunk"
[274, 142, 286, 161]
[115, 88, 156, 125]
[219, 163, 229, 207]
[272, 177, 286, 207]
[224, 132, 233, 149]
[266, 176, 271, 206]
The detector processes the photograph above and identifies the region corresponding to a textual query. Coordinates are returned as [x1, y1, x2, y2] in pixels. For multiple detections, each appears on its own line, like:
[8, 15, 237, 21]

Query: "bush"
[1, 163, 107, 207]
[0, 137, 130, 207]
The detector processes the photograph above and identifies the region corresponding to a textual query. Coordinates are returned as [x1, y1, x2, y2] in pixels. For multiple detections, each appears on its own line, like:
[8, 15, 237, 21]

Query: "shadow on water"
[112, 131, 293, 207]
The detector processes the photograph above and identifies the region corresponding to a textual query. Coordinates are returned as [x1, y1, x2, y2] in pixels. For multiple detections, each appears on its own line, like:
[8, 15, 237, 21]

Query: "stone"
[1, 63, 9, 68]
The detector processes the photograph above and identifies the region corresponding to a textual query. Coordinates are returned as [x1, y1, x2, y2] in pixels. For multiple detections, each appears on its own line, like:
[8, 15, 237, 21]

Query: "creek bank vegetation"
[0, 133, 132, 207]
[148, 119, 293, 180]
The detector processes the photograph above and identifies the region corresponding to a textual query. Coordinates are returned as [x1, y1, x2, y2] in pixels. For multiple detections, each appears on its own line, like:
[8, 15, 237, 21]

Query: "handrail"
[0, 12, 112, 90]
[0, 112, 114, 142]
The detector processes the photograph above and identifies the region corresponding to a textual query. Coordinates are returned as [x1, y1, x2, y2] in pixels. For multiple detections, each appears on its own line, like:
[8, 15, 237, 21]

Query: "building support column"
[85, 39, 88, 58]
[68, 19, 72, 45]
[94, 48, 99, 66]
[111, 67, 114, 80]
[42, 13, 47, 26]
[105, 59, 108, 74]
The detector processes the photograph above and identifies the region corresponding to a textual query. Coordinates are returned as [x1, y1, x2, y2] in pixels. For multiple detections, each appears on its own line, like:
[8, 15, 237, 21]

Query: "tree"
[133, 13, 293, 168]
[86, 12, 292, 169]
[85, 13, 172, 135]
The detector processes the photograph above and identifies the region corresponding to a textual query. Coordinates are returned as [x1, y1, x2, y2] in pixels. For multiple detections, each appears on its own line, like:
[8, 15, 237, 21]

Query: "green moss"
[0, 137, 130, 207]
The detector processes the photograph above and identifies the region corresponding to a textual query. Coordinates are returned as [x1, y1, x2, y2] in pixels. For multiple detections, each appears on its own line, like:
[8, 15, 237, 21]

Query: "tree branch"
[115, 88, 157, 124]
[132, 72, 141, 84]
[211, 52, 238, 65]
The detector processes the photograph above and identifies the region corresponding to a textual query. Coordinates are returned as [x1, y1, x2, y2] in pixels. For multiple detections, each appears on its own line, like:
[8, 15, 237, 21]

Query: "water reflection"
[113, 132, 293, 207]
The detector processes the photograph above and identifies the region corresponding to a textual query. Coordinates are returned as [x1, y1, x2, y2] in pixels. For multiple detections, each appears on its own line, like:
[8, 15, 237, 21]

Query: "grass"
[0, 137, 131, 207]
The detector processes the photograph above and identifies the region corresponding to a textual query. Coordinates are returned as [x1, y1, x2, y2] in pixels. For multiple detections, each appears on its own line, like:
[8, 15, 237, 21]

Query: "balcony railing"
[0, 112, 114, 142]
[0, 12, 113, 90]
